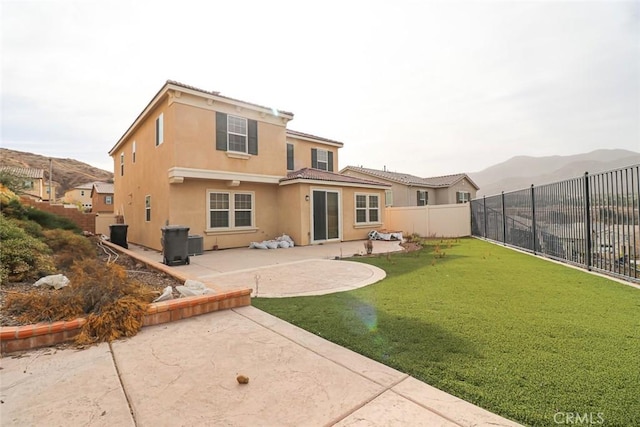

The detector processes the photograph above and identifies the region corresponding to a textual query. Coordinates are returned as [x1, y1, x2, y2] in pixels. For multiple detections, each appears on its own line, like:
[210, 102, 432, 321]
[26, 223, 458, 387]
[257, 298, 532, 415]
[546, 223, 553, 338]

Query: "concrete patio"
[1, 241, 522, 426]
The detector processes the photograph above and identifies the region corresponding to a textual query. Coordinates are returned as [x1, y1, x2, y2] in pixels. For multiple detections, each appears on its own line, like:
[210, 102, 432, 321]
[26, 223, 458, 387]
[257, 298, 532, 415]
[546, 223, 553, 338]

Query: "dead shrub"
[5, 258, 157, 344]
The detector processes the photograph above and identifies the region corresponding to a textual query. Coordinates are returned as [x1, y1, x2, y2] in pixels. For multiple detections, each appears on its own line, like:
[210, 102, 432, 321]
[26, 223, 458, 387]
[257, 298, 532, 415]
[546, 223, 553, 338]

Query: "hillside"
[470, 149, 640, 196]
[0, 148, 113, 196]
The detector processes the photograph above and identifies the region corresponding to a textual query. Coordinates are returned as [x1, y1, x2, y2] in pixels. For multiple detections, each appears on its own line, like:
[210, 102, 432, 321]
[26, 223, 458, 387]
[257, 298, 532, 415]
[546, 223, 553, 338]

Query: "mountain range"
[469, 149, 640, 197]
[0, 148, 113, 196]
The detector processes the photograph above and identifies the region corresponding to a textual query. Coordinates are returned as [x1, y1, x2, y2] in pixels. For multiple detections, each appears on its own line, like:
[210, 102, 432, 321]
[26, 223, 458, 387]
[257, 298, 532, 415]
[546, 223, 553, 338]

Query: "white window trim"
[227, 115, 248, 154]
[206, 190, 255, 231]
[355, 193, 382, 225]
[457, 191, 470, 203]
[145, 195, 151, 222]
[385, 189, 393, 207]
[316, 149, 329, 171]
[156, 114, 164, 146]
[418, 190, 428, 206]
[105, 195, 113, 205]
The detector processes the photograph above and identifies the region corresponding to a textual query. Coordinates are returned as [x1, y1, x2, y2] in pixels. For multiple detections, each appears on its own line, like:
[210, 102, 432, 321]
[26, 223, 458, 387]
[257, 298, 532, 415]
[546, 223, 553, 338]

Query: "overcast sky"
[1, 0, 638, 176]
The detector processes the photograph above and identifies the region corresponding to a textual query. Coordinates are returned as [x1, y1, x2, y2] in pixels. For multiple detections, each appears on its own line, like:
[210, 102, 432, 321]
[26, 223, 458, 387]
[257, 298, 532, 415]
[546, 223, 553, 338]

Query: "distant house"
[0, 166, 57, 201]
[64, 181, 99, 210]
[90, 182, 115, 213]
[340, 166, 479, 207]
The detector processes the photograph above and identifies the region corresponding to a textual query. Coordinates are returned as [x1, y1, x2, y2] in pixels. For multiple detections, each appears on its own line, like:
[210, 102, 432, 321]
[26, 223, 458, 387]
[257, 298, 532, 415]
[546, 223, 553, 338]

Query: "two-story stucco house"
[340, 166, 479, 207]
[64, 181, 100, 211]
[108, 80, 389, 251]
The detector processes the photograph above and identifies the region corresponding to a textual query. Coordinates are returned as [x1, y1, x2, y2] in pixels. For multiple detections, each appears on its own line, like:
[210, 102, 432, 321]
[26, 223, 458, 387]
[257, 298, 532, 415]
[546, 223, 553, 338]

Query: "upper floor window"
[24, 180, 34, 189]
[155, 114, 164, 146]
[120, 153, 125, 176]
[105, 195, 113, 205]
[355, 194, 380, 224]
[417, 190, 428, 206]
[208, 191, 254, 229]
[311, 148, 333, 172]
[385, 190, 393, 207]
[228, 116, 247, 152]
[457, 191, 470, 204]
[132, 141, 136, 163]
[216, 112, 258, 155]
[287, 143, 294, 170]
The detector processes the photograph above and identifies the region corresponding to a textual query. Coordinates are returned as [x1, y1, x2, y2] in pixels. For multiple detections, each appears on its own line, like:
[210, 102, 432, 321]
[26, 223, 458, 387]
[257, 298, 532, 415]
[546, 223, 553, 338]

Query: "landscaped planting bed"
[254, 238, 640, 427]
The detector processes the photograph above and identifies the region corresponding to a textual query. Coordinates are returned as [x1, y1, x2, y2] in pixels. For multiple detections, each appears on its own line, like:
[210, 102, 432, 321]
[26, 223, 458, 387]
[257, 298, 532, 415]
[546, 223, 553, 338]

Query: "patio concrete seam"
[109, 341, 138, 426]
[323, 374, 411, 427]
[390, 381, 467, 427]
[233, 307, 403, 389]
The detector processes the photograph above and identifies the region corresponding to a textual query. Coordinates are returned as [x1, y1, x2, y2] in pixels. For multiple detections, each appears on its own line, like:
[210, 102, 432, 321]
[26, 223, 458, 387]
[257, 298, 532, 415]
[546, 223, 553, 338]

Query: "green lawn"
[253, 238, 640, 427]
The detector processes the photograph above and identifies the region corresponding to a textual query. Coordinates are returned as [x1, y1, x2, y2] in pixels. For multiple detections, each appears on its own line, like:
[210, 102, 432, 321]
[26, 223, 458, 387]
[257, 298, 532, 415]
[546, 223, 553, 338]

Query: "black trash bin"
[161, 225, 190, 266]
[109, 224, 129, 249]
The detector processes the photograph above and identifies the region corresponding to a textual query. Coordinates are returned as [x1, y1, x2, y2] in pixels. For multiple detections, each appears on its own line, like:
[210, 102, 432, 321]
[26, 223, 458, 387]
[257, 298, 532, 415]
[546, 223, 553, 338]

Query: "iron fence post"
[483, 195, 487, 239]
[502, 191, 507, 245]
[531, 184, 537, 255]
[584, 171, 592, 271]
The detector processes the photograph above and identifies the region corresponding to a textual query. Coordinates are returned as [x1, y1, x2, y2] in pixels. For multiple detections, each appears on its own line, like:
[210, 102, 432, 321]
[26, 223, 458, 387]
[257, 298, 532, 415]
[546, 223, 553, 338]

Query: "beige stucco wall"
[64, 188, 92, 207]
[286, 136, 340, 172]
[384, 204, 471, 238]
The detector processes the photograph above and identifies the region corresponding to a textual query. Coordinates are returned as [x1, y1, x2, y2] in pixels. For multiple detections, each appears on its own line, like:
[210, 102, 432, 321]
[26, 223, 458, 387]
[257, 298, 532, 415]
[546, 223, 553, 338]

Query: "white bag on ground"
[33, 274, 69, 290]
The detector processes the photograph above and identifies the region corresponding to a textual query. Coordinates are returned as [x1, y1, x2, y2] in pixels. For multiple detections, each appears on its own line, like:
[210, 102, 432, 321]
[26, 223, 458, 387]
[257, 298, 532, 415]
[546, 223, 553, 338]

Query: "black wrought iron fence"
[471, 165, 640, 283]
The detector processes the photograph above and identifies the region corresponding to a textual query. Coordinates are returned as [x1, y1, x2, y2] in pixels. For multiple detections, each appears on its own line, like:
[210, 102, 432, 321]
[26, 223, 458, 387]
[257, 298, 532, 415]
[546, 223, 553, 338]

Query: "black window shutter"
[311, 148, 318, 169]
[287, 144, 294, 170]
[248, 119, 258, 155]
[328, 151, 334, 172]
[216, 112, 227, 151]
[417, 191, 421, 206]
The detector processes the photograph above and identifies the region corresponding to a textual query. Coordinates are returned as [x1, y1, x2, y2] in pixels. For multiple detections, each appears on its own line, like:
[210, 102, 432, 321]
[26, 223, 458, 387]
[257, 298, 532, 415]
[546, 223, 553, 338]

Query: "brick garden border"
[1, 241, 252, 354]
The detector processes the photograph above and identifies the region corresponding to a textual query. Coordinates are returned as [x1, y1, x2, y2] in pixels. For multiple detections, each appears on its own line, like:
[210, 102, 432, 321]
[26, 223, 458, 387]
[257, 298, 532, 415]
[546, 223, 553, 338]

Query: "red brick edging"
[1, 241, 253, 355]
[0, 289, 252, 355]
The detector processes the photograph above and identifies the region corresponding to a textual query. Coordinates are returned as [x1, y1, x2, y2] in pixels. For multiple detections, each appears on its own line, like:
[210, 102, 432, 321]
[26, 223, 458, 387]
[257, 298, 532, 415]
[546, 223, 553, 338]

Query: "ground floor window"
[355, 193, 380, 224]
[208, 191, 254, 229]
[145, 195, 151, 222]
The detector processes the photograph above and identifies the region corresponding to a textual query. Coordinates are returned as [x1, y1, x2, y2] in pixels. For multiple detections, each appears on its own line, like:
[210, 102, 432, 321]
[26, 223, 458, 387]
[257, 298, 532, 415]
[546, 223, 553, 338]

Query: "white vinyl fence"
[384, 204, 470, 238]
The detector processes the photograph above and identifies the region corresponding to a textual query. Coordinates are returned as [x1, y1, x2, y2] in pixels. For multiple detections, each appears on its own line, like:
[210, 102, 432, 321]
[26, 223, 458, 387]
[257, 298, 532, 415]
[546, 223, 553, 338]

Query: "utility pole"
[49, 158, 52, 204]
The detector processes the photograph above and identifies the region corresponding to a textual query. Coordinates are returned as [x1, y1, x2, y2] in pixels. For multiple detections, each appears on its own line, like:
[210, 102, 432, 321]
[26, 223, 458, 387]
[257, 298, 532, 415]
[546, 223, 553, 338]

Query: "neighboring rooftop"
[340, 166, 479, 189]
[281, 168, 390, 187]
[0, 166, 44, 179]
[92, 182, 115, 194]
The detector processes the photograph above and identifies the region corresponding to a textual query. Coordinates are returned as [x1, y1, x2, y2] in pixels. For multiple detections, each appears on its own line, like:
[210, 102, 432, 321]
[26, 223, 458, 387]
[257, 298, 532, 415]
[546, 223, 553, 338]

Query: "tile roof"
[340, 166, 479, 189]
[286, 130, 344, 146]
[167, 80, 294, 117]
[280, 168, 390, 187]
[92, 182, 114, 194]
[340, 166, 428, 186]
[75, 181, 102, 190]
[0, 166, 44, 179]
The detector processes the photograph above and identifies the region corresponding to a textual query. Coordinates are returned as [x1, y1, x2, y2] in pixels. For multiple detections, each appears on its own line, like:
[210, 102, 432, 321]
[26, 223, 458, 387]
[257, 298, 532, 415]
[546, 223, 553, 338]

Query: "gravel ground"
[0, 245, 182, 327]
